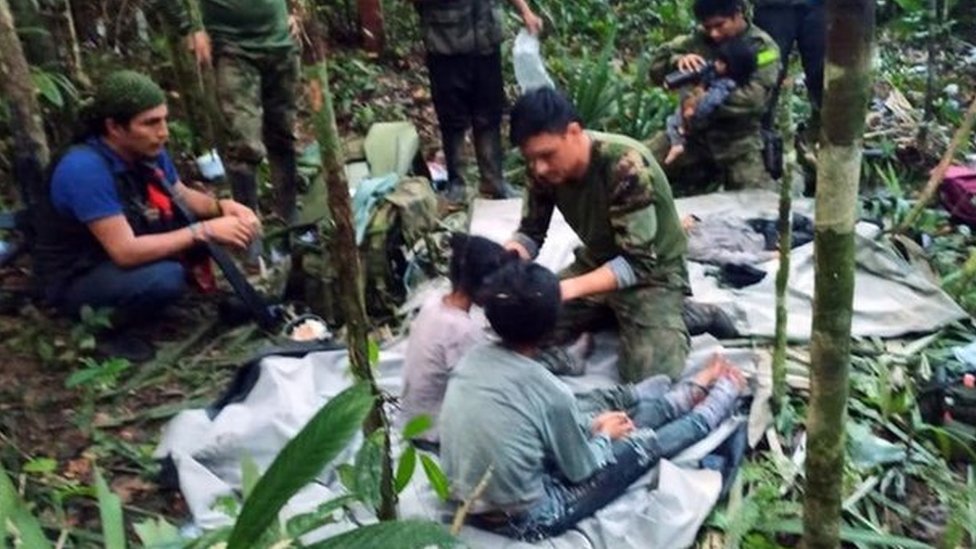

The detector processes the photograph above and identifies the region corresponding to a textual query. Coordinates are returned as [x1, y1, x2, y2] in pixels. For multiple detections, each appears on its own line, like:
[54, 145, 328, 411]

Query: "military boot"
[683, 300, 738, 339]
[226, 166, 264, 268]
[441, 127, 468, 205]
[473, 124, 516, 199]
[269, 150, 299, 224]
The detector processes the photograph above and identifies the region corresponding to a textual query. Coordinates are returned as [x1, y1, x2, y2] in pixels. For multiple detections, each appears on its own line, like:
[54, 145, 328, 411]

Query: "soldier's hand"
[676, 54, 707, 73]
[521, 10, 543, 35]
[203, 217, 255, 249]
[187, 30, 212, 67]
[504, 240, 531, 260]
[218, 199, 261, 234]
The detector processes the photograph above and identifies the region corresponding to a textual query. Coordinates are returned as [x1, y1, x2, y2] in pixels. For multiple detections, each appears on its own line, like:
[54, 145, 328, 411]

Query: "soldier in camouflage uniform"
[647, 0, 780, 195]
[157, 0, 300, 223]
[413, 0, 542, 203]
[506, 88, 690, 381]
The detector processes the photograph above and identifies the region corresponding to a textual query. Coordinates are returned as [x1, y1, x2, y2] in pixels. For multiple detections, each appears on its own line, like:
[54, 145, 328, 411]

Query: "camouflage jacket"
[648, 24, 780, 157]
[414, 0, 505, 56]
[514, 131, 689, 292]
[151, 0, 294, 53]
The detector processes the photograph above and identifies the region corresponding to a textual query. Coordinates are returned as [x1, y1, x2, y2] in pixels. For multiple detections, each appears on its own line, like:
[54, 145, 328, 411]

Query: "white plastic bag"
[512, 29, 554, 93]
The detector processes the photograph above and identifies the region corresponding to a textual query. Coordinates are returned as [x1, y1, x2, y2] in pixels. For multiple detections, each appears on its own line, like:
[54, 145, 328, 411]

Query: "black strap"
[152, 172, 279, 331]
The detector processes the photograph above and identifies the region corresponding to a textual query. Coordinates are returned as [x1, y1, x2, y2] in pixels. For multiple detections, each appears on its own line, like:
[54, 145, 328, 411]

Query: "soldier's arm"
[509, 182, 556, 259]
[713, 45, 780, 119]
[606, 154, 663, 286]
[648, 34, 696, 85]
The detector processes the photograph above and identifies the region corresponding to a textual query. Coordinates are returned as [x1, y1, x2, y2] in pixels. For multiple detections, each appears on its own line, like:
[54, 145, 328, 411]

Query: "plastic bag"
[512, 29, 554, 93]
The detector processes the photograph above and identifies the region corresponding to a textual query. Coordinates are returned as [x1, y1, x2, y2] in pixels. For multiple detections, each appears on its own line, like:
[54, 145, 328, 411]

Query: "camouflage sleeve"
[606, 149, 661, 285]
[145, 0, 197, 35]
[513, 181, 555, 259]
[648, 34, 697, 85]
[713, 42, 780, 119]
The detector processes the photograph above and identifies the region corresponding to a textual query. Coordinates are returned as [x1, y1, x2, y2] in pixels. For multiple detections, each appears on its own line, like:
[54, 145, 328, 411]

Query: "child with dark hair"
[399, 233, 514, 445]
[665, 37, 758, 165]
[440, 261, 745, 541]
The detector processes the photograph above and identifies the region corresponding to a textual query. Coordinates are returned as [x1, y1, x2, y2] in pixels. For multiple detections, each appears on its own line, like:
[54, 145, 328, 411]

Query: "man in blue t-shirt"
[33, 71, 260, 344]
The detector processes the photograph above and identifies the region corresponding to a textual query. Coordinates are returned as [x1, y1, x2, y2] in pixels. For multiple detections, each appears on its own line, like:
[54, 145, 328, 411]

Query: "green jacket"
[514, 131, 689, 292]
[648, 24, 780, 158]
[414, 0, 504, 56]
[152, 0, 294, 53]
[752, 0, 820, 8]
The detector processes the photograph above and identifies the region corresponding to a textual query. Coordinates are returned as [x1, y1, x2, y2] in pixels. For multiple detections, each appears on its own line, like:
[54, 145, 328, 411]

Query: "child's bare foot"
[692, 354, 729, 388]
[721, 364, 747, 392]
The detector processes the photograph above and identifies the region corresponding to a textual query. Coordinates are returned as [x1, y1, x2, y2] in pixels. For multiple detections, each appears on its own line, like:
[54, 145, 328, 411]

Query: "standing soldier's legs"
[797, 1, 826, 138]
[260, 50, 301, 222]
[471, 50, 510, 198]
[427, 54, 473, 203]
[753, 5, 799, 131]
[610, 285, 689, 382]
[215, 48, 265, 211]
[648, 131, 719, 196]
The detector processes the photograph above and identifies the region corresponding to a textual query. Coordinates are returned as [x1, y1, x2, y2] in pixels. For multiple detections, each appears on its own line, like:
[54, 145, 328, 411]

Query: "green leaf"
[226, 383, 374, 549]
[764, 519, 935, 548]
[336, 463, 356, 494]
[285, 494, 357, 539]
[22, 457, 57, 474]
[305, 519, 459, 549]
[420, 454, 450, 501]
[94, 468, 127, 549]
[367, 339, 380, 366]
[31, 70, 63, 108]
[134, 517, 184, 549]
[352, 432, 384, 509]
[395, 445, 417, 494]
[0, 467, 52, 549]
[240, 454, 260, 501]
[401, 415, 433, 440]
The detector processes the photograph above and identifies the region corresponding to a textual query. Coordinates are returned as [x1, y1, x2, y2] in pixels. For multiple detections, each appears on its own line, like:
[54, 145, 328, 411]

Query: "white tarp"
[469, 190, 967, 340]
[156, 334, 766, 548]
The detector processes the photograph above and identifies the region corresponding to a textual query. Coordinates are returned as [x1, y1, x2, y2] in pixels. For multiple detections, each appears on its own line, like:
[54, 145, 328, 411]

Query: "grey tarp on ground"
[469, 190, 967, 340]
[155, 332, 767, 548]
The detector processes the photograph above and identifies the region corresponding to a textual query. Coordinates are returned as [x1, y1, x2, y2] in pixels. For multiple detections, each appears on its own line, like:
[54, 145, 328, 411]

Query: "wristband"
[211, 198, 223, 218]
[188, 222, 203, 242]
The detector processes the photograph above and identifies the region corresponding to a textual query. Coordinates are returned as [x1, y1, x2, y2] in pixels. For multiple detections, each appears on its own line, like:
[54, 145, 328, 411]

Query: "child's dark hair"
[715, 38, 757, 86]
[509, 87, 582, 148]
[448, 233, 516, 303]
[481, 261, 561, 347]
[693, 0, 744, 21]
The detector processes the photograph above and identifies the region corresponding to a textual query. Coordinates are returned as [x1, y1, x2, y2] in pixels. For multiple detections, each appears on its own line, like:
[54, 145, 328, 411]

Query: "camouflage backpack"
[287, 123, 439, 327]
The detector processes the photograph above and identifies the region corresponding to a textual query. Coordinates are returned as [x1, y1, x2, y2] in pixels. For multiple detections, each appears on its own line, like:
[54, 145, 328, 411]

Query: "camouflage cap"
[94, 70, 166, 122]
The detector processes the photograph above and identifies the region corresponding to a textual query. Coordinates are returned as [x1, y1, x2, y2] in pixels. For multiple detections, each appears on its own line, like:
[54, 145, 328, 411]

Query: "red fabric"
[940, 165, 976, 227]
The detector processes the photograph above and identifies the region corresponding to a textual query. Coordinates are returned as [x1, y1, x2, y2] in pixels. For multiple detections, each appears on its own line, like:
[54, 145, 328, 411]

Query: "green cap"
[94, 70, 166, 122]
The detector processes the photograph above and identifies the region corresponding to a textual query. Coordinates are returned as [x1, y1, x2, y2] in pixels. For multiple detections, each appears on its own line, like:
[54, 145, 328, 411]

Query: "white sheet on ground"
[469, 190, 967, 341]
[156, 332, 767, 548]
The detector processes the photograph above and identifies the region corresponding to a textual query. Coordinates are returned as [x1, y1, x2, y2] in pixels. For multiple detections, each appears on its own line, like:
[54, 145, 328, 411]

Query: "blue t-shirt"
[49, 137, 180, 224]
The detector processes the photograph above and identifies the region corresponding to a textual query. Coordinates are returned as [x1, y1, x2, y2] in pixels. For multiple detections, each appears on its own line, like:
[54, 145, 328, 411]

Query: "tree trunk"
[802, 0, 874, 547]
[357, 0, 385, 55]
[0, 0, 51, 207]
[61, 0, 90, 90]
[305, 19, 397, 521]
[772, 77, 795, 409]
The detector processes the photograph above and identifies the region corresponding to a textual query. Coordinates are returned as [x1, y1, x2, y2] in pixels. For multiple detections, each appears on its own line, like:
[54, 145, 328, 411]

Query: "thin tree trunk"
[0, 0, 50, 206]
[772, 77, 795, 409]
[918, 0, 939, 149]
[305, 19, 397, 521]
[357, 0, 385, 54]
[898, 95, 976, 234]
[802, 0, 874, 547]
[62, 0, 90, 90]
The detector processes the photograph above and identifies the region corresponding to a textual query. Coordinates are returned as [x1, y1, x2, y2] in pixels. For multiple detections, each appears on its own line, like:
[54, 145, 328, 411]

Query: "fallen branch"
[897, 95, 976, 233]
[450, 465, 493, 535]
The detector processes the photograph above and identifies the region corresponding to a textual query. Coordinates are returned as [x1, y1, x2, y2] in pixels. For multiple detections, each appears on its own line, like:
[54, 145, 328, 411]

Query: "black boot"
[473, 124, 515, 199]
[441, 127, 468, 205]
[683, 300, 738, 339]
[268, 150, 299, 224]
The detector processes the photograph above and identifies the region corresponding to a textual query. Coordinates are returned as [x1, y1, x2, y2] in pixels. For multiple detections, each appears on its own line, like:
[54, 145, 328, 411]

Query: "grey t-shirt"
[399, 294, 485, 442]
[440, 343, 613, 511]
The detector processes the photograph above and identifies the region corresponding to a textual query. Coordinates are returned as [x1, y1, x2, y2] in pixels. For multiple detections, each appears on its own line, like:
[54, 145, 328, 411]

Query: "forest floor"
[2, 20, 976, 548]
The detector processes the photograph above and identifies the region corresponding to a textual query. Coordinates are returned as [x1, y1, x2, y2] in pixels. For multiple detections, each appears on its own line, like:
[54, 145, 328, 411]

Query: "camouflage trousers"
[215, 44, 300, 218]
[648, 131, 775, 196]
[545, 262, 690, 382]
